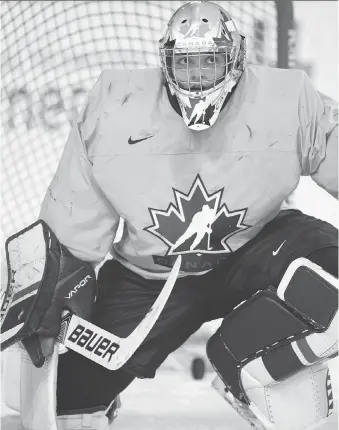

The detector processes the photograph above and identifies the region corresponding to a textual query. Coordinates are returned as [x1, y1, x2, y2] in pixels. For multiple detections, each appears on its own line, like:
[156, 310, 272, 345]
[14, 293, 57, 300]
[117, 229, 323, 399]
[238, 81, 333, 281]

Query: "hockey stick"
[56, 255, 182, 370]
[1, 219, 181, 370]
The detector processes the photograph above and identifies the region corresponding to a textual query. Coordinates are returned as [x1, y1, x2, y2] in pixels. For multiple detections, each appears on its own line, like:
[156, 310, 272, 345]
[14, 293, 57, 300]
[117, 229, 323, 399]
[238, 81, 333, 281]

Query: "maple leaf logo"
[144, 175, 250, 271]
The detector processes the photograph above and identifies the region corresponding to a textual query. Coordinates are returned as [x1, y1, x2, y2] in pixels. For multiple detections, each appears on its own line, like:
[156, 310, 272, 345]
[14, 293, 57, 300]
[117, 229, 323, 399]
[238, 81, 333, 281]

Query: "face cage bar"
[161, 46, 234, 96]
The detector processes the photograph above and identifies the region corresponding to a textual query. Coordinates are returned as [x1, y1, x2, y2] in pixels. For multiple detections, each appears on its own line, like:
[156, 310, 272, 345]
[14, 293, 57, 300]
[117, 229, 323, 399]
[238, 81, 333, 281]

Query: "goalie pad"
[207, 257, 338, 430]
[1, 220, 97, 367]
[19, 343, 120, 430]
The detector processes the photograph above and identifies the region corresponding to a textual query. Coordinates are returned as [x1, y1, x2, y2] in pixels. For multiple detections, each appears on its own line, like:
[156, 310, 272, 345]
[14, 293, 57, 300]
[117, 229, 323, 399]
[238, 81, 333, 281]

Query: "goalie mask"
[159, 1, 246, 131]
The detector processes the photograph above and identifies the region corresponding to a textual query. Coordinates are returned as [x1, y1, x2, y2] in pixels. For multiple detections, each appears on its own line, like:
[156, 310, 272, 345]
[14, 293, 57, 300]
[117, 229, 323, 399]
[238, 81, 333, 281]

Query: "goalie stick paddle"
[56, 255, 182, 370]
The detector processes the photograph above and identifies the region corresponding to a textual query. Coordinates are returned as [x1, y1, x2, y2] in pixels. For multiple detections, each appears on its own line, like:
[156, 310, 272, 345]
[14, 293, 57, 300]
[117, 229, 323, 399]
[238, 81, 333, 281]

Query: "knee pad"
[207, 257, 338, 430]
[57, 399, 120, 430]
[57, 411, 110, 430]
[57, 398, 120, 430]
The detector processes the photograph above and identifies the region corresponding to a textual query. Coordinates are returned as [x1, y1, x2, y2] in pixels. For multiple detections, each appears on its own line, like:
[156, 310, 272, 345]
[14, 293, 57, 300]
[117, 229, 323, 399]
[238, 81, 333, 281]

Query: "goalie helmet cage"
[1, 0, 295, 240]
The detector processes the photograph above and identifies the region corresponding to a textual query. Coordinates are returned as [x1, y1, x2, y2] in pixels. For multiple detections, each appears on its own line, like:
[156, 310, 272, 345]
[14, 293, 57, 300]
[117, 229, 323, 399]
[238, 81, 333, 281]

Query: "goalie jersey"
[39, 66, 338, 279]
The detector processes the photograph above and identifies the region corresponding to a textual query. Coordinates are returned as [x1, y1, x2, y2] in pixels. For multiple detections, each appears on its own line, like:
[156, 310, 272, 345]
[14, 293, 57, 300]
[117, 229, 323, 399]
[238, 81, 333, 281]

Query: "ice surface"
[1, 359, 338, 430]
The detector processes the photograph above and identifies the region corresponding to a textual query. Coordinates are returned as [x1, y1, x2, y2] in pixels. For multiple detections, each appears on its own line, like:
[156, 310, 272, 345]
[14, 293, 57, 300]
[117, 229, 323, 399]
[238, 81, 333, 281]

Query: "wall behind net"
[1, 1, 279, 239]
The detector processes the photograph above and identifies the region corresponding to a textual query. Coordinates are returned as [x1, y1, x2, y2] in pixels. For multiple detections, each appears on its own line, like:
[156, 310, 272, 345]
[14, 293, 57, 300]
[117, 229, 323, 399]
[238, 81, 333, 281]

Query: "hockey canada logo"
[144, 175, 250, 272]
[184, 97, 216, 128]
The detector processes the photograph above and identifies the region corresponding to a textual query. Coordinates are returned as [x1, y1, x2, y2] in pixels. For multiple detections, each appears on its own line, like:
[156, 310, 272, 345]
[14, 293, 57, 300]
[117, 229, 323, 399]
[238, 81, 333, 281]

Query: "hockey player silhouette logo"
[144, 175, 250, 271]
[183, 98, 217, 128]
[172, 204, 215, 252]
[179, 20, 211, 39]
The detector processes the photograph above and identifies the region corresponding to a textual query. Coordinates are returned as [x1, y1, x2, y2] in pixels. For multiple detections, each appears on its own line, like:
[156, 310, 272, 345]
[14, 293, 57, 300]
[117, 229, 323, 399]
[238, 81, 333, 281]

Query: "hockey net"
[2, 1, 281, 240]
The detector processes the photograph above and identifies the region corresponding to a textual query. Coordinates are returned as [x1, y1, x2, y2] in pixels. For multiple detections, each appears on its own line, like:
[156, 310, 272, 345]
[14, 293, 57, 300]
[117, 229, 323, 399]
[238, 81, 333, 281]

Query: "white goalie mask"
[159, 1, 246, 131]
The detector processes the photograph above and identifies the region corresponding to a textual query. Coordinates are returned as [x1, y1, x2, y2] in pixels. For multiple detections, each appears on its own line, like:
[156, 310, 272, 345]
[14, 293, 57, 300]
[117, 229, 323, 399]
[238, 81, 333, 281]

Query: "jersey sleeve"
[39, 71, 120, 264]
[297, 72, 338, 197]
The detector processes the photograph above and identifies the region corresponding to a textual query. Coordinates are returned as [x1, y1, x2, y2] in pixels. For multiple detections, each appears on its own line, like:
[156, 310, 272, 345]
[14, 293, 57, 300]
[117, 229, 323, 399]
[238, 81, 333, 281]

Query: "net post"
[275, 0, 296, 69]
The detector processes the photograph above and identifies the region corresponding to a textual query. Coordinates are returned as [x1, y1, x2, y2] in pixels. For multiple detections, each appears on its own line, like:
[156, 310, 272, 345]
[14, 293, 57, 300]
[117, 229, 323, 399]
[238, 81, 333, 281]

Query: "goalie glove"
[1, 220, 97, 367]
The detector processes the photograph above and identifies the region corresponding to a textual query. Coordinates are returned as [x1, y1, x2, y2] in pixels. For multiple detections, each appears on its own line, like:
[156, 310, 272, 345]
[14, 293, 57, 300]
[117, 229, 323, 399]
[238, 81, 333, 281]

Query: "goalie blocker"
[207, 258, 338, 430]
[0, 220, 97, 367]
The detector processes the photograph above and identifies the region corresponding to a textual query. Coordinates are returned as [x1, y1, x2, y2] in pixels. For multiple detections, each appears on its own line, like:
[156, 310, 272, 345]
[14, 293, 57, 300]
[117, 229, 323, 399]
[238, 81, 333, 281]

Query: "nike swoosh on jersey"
[272, 240, 287, 256]
[128, 135, 154, 145]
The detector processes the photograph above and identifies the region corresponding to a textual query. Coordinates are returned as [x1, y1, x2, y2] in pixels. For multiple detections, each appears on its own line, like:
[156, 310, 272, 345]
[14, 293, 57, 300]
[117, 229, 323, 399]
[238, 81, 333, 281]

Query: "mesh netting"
[1, 1, 278, 239]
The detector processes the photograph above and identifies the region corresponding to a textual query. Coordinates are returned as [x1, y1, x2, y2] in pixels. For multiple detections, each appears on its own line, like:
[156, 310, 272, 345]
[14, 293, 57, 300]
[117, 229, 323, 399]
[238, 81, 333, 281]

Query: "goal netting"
[1, 1, 283, 240]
